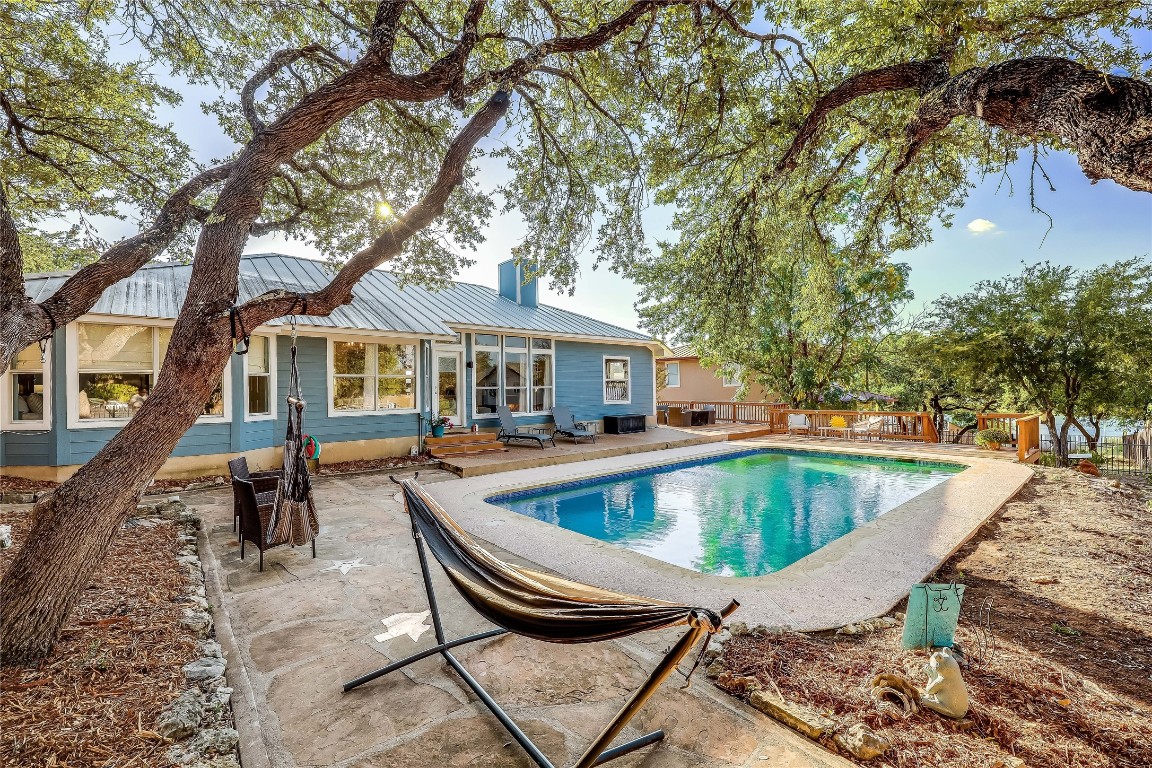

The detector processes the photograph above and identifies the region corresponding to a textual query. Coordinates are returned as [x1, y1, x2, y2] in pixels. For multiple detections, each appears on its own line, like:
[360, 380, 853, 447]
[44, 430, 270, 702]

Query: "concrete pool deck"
[190, 470, 854, 768]
[428, 438, 1035, 631]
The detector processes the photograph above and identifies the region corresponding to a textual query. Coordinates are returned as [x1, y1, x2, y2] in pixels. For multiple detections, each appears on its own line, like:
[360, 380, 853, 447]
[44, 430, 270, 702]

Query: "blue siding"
[465, 338, 654, 428]
[554, 341, 654, 422]
[272, 335, 422, 450]
[2, 430, 53, 466]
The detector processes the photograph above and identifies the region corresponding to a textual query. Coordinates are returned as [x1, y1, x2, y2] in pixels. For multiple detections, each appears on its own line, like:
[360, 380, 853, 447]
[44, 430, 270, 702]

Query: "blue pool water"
[488, 450, 960, 577]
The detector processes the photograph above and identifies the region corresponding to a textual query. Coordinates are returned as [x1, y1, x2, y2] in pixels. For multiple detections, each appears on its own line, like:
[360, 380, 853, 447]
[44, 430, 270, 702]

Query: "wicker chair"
[232, 475, 283, 571]
[226, 457, 280, 537]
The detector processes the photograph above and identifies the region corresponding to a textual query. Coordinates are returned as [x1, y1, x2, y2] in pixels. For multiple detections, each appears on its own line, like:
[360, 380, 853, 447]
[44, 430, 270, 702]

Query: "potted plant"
[430, 414, 453, 438]
[975, 428, 1012, 451]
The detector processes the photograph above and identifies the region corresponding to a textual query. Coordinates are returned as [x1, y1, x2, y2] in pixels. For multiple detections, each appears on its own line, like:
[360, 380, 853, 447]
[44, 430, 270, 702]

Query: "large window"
[245, 335, 275, 418]
[74, 323, 224, 423]
[473, 334, 501, 415]
[331, 340, 417, 412]
[604, 357, 630, 404]
[472, 334, 554, 415]
[5, 343, 50, 429]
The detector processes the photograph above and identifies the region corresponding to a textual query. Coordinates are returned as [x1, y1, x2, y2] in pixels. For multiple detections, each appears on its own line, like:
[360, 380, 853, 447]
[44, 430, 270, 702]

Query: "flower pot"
[431, 425, 446, 438]
[982, 442, 1001, 451]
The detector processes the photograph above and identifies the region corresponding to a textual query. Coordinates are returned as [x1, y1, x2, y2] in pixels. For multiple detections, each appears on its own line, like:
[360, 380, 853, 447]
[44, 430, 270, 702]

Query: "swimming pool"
[487, 450, 961, 577]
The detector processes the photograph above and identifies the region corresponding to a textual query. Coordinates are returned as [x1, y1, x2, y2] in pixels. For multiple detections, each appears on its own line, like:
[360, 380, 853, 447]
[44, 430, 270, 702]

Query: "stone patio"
[189, 470, 853, 768]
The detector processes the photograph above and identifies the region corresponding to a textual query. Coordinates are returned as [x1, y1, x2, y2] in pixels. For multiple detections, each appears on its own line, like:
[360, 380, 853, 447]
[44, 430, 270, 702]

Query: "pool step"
[427, 433, 508, 458]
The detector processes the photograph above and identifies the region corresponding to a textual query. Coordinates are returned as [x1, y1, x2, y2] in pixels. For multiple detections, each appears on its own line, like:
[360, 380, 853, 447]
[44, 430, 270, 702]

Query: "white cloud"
[966, 218, 998, 234]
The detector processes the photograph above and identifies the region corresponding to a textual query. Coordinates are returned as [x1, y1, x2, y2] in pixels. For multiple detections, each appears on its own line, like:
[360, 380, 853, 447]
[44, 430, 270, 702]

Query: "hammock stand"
[343, 476, 738, 768]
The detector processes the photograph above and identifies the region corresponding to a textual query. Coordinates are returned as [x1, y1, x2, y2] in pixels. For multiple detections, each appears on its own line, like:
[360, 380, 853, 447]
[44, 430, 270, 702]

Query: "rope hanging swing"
[267, 309, 320, 547]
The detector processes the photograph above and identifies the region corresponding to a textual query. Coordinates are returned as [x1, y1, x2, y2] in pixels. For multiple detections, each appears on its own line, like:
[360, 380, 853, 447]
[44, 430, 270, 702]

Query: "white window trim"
[471, 333, 502, 419]
[721, 364, 741, 388]
[243, 334, 278, 422]
[529, 339, 555, 415]
[326, 335, 420, 418]
[66, 320, 231, 430]
[470, 333, 556, 418]
[2, 341, 53, 431]
[603, 355, 631, 405]
[664, 361, 681, 388]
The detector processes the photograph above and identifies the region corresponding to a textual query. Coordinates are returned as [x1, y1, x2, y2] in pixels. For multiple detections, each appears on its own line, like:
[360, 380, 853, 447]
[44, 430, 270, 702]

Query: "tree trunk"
[0, 323, 232, 664]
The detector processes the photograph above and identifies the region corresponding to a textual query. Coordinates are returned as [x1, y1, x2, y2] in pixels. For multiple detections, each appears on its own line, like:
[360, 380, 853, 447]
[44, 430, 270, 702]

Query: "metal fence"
[1041, 436, 1152, 478]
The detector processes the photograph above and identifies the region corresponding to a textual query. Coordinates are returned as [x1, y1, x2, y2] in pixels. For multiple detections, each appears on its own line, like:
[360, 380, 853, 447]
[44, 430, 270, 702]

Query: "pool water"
[489, 450, 960, 577]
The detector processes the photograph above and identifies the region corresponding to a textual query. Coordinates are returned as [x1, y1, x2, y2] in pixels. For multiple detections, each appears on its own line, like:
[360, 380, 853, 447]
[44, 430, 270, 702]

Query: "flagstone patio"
[188, 470, 851, 768]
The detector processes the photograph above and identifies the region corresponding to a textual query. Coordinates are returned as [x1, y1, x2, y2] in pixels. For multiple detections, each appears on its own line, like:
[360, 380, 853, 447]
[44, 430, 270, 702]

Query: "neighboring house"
[656, 345, 774, 403]
[3, 254, 660, 480]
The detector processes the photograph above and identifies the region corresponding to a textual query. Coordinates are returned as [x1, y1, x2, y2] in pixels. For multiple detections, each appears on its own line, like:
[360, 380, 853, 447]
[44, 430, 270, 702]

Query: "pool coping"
[424, 440, 1035, 631]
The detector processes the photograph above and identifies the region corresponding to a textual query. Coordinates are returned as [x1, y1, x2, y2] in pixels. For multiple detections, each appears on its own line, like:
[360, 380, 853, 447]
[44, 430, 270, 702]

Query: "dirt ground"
[718, 467, 1152, 768]
[0, 508, 201, 766]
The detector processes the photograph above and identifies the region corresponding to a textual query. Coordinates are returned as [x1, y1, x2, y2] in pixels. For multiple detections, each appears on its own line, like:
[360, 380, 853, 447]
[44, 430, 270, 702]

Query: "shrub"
[975, 428, 1012, 448]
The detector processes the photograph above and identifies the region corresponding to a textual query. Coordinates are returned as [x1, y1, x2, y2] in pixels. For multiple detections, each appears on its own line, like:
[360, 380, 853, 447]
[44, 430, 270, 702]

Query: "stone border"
[423, 440, 1035, 631]
[130, 497, 241, 768]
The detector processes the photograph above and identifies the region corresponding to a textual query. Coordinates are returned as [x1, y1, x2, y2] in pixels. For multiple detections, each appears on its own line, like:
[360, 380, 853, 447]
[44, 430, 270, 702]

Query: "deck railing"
[1016, 414, 1041, 463]
[977, 412, 1031, 443]
[658, 400, 1041, 454]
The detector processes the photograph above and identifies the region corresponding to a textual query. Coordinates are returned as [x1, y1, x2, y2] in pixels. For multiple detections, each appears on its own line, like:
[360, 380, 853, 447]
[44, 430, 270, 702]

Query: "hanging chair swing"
[266, 318, 320, 550]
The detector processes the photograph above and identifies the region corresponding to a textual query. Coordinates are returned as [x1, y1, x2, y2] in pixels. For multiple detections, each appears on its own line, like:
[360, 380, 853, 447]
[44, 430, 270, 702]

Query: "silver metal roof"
[23, 253, 652, 342]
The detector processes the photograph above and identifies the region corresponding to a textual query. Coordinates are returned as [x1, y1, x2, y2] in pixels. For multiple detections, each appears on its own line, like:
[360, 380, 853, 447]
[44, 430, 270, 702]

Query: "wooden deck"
[436, 425, 728, 477]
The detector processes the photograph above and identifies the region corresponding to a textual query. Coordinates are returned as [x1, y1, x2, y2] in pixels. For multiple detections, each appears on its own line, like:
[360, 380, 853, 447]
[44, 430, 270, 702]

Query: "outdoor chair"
[786, 413, 810, 435]
[343, 476, 738, 768]
[551, 405, 596, 444]
[496, 405, 555, 449]
[853, 416, 886, 441]
[227, 456, 281, 536]
[231, 474, 316, 571]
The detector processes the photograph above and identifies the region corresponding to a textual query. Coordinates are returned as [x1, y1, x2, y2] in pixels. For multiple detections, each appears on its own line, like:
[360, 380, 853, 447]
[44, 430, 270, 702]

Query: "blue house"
[3, 254, 659, 480]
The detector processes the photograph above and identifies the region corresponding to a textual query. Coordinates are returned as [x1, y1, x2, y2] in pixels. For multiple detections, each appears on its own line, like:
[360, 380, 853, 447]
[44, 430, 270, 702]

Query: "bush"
[85, 378, 140, 403]
[975, 428, 1012, 448]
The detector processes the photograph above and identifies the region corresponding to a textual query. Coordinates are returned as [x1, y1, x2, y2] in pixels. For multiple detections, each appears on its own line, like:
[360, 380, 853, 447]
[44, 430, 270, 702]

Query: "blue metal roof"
[23, 253, 653, 342]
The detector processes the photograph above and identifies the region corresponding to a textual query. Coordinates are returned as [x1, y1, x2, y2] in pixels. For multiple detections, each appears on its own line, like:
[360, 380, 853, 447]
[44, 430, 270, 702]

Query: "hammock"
[267, 344, 320, 547]
[344, 476, 738, 768]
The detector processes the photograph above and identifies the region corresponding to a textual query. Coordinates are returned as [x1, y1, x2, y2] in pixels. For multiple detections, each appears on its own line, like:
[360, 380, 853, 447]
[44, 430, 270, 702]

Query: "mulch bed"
[0, 507, 199, 767]
[715, 468, 1152, 767]
[0, 476, 57, 493]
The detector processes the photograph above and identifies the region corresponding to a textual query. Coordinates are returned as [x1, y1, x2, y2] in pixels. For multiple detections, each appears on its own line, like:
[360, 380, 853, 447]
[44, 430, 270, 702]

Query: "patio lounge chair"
[786, 413, 810, 435]
[852, 415, 886, 441]
[552, 405, 596, 444]
[343, 476, 738, 768]
[496, 405, 555, 449]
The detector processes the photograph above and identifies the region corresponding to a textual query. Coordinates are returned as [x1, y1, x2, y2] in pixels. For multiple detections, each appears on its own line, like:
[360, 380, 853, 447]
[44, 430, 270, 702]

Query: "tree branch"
[240, 46, 348, 134]
[780, 56, 1152, 192]
[236, 89, 513, 328]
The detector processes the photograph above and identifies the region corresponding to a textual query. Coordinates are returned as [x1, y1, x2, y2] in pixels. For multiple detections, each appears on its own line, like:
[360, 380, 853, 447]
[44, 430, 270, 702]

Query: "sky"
[93, 32, 1152, 338]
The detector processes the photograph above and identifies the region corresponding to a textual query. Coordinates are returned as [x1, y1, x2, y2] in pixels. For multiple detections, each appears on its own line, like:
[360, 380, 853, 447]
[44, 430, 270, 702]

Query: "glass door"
[434, 351, 462, 428]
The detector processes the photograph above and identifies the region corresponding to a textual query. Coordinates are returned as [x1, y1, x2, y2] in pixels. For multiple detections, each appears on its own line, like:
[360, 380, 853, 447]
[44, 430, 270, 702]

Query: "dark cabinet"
[603, 414, 646, 434]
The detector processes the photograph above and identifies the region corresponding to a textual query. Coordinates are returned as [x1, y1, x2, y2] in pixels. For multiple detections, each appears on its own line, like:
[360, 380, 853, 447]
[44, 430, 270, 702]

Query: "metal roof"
[23, 253, 653, 342]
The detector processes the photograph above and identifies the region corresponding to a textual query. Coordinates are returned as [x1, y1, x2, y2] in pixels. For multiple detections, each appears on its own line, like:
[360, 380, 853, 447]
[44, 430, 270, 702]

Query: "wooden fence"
[977, 413, 1031, 443]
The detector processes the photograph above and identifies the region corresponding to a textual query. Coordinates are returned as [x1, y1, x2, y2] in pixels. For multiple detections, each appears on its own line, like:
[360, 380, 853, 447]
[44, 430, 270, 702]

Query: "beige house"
[656, 345, 774, 403]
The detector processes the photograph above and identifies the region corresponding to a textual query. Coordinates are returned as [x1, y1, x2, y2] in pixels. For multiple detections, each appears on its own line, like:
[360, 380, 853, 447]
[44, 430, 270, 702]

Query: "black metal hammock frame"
[343, 476, 738, 768]
[267, 344, 320, 547]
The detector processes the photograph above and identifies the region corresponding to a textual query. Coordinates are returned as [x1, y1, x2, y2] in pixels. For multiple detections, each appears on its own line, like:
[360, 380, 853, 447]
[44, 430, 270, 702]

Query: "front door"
[434, 351, 463, 428]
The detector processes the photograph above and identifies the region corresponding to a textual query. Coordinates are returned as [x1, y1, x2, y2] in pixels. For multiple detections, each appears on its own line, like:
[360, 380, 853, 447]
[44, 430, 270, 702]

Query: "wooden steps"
[426, 432, 508, 459]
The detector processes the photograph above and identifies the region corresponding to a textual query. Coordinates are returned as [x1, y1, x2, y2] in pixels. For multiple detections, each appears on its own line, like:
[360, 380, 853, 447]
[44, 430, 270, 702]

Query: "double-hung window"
[663, 361, 680, 388]
[604, 357, 630, 404]
[331, 340, 417, 412]
[530, 339, 554, 412]
[473, 334, 501, 415]
[245, 335, 275, 419]
[503, 336, 528, 411]
[4, 343, 50, 429]
[74, 323, 225, 424]
[721, 365, 742, 388]
[471, 334, 555, 415]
